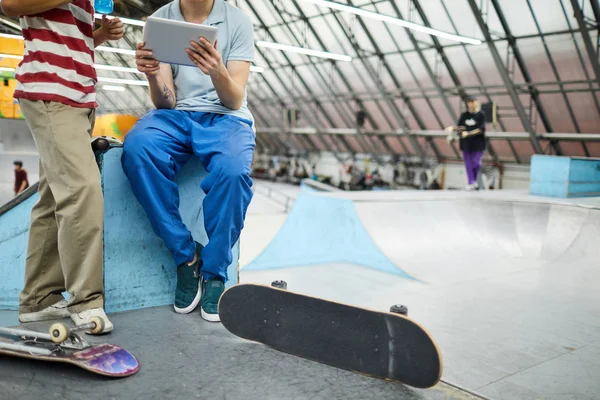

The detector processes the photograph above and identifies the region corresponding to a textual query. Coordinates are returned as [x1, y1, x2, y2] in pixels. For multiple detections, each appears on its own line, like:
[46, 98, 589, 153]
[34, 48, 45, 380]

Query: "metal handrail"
[253, 183, 295, 212]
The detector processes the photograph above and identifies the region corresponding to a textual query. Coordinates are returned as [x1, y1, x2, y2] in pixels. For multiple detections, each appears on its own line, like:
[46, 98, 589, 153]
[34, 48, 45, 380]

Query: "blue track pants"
[122, 109, 255, 282]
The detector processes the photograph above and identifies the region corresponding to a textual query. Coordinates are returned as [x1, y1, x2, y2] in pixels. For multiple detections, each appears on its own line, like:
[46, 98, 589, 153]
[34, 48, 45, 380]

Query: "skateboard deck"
[219, 284, 442, 388]
[0, 323, 139, 377]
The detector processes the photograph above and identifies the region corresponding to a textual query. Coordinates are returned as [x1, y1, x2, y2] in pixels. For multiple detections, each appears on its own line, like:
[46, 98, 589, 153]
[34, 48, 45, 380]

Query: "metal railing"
[253, 182, 295, 213]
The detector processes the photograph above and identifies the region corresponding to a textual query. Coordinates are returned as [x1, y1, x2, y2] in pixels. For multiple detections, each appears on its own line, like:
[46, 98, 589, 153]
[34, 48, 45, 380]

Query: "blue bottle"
[95, 0, 114, 14]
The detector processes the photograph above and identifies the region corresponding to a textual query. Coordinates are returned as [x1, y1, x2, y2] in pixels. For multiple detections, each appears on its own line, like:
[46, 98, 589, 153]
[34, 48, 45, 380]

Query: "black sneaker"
[200, 278, 224, 322]
[174, 242, 203, 314]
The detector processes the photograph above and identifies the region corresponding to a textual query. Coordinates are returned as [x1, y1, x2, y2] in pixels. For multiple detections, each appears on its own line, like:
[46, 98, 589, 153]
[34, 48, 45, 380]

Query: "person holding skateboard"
[122, 0, 255, 322]
[1, 0, 124, 331]
[445, 96, 487, 191]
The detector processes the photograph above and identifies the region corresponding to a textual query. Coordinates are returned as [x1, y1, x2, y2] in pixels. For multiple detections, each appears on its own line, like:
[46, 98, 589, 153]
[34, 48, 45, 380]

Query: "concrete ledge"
[0, 147, 239, 311]
[102, 148, 239, 312]
[0, 194, 39, 309]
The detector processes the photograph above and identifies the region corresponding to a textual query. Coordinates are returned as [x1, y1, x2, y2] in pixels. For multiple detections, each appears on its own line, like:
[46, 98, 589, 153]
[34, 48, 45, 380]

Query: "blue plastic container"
[95, 0, 114, 14]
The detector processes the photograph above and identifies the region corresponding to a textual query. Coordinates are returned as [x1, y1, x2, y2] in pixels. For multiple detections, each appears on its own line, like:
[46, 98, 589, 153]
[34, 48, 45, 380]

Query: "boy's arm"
[147, 64, 177, 110]
[186, 15, 254, 110]
[445, 113, 465, 132]
[1, 0, 73, 17]
[18, 180, 28, 194]
[186, 38, 250, 110]
[135, 42, 177, 109]
[93, 16, 125, 48]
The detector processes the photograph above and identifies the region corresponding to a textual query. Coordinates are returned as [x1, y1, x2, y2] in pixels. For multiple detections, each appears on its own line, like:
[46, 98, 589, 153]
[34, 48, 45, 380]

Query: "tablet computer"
[142, 16, 218, 68]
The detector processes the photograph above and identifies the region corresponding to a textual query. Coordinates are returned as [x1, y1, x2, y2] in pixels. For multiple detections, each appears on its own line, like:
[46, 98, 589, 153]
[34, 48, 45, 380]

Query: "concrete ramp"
[355, 197, 600, 284]
[0, 146, 239, 312]
[243, 189, 600, 286]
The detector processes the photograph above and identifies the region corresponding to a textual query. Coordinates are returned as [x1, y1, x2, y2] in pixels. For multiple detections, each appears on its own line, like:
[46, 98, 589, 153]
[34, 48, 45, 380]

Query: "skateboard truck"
[49, 317, 105, 345]
[271, 280, 287, 290]
[0, 318, 102, 355]
[390, 304, 408, 316]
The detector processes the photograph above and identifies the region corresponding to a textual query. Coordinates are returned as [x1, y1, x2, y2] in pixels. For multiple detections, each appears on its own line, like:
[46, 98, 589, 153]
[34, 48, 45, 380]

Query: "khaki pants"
[19, 99, 104, 314]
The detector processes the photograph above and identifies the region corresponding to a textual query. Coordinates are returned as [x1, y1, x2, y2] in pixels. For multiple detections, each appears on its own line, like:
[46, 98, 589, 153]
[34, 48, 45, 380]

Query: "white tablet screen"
[142, 16, 218, 68]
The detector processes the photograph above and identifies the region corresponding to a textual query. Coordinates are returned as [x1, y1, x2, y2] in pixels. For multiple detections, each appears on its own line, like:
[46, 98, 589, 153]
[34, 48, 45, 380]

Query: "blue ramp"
[244, 193, 413, 280]
[0, 147, 239, 312]
[0, 192, 39, 310]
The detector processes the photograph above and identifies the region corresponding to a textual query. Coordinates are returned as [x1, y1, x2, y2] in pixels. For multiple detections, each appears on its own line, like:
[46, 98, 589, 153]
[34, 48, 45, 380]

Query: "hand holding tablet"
[186, 37, 224, 76]
[141, 16, 218, 69]
[135, 42, 161, 77]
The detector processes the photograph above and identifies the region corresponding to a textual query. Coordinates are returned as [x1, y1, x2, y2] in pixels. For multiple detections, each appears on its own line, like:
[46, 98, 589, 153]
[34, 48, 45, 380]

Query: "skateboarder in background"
[122, 0, 255, 322]
[13, 161, 29, 196]
[446, 96, 486, 191]
[1, 0, 124, 331]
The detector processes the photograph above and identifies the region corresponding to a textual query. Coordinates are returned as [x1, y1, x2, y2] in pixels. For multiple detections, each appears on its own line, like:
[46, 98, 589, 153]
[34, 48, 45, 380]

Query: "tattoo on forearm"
[162, 84, 175, 102]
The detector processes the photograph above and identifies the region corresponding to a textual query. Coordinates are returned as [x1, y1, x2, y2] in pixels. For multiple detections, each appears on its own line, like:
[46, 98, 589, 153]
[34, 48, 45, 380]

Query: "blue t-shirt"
[152, 0, 255, 122]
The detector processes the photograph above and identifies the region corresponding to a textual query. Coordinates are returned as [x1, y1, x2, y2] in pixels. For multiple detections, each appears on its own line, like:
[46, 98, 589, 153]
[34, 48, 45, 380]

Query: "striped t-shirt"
[14, 0, 97, 108]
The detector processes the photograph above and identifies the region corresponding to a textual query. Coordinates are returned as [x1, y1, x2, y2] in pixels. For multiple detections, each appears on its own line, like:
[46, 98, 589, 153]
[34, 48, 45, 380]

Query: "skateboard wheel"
[92, 138, 109, 153]
[89, 317, 105, 334]
[390, 304, 408, 316]
[49, 323, 69, 343]
[271, 280, 287, 290]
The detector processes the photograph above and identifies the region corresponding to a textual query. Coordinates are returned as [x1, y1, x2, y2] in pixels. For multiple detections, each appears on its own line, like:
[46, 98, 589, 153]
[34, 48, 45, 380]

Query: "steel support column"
[467, 0, 543, 154]
[569, 0, 600, 88]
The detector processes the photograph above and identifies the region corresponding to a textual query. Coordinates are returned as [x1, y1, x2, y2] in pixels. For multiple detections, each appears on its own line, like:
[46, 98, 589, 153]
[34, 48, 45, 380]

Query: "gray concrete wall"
[0, 119, 35, 152]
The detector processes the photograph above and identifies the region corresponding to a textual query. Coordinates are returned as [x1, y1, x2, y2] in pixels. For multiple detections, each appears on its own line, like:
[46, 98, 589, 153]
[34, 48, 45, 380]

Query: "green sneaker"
[200, 278, 224, 322]
[174, 242, 203, 314]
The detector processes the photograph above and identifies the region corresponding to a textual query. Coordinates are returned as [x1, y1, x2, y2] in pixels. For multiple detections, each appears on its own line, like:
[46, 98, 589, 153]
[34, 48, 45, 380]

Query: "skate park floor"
[0, 307, 482, 400]
[1, 184, 600, 399]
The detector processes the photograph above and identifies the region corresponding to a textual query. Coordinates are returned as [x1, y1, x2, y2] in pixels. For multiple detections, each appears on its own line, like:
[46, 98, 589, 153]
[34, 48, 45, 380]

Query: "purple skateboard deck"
[0, 326, 139, 377]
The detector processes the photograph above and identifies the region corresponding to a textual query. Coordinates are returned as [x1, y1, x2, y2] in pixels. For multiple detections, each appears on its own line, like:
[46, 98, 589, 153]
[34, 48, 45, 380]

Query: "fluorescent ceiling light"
[0, 33, 23, 40]
[299, 0, 482, 45]
[256, 41, 352, 62]
[0, 53, 23, 60]
[102, 85, 126, 92]
[0, 18, 22, 31]
[0, 67, 16, 72]
[95, 64, 142, 74]
[96, 46, 137, 56]
[94, 14, 146, 27]
[98, 76, 149, 86]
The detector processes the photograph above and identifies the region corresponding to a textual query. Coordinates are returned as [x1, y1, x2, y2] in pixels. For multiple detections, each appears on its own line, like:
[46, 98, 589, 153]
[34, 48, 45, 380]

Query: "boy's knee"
[123, 129, 152, 158]
[217, 158, 251, 183]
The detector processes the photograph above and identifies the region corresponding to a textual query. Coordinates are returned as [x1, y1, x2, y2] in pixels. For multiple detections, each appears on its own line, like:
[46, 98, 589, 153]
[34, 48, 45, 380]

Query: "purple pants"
[463, 151, 483, 185]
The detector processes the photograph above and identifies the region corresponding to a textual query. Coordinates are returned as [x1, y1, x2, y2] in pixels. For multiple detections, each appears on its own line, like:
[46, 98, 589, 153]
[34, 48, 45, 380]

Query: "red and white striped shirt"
[14, 0, 97, 108]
